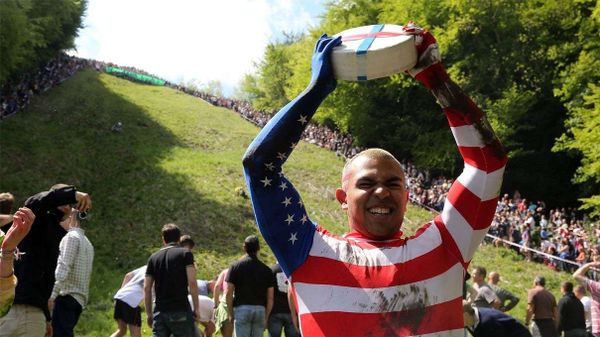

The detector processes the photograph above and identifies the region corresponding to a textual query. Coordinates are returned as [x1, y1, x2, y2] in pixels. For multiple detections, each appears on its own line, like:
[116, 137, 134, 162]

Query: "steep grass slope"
[0, 69, 571, 335]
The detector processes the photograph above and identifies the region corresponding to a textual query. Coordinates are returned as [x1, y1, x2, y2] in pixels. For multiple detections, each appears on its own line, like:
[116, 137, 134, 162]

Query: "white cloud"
[72, 0, 326, 95]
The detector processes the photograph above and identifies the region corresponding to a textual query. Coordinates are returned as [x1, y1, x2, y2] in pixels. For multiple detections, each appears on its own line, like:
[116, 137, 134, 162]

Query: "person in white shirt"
[574, 284, 592, 334]
[111, 266, 147, 337]
[49, 209, 94, 337]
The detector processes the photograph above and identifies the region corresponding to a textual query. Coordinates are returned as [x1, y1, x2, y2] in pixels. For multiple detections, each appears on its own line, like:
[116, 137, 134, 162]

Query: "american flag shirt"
[243, 39, 507, 337]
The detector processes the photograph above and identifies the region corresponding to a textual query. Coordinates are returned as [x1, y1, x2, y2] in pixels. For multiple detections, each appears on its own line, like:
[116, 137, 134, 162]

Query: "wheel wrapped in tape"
[331, 24, 417, 81]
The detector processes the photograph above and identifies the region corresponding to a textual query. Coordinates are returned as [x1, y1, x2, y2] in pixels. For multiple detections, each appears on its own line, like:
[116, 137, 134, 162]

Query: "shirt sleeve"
[51, 233, 79, 299]
[242, 81, 333, 277]
[422, 67, 508, 266]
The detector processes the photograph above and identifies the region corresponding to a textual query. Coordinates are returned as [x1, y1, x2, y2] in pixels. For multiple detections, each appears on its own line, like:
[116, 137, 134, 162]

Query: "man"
[111, 266, 147, 337]
[463, 302, 532, 337]
[488, 271, 520, 312]
[573, 261, 600, 337]
[242, 22, 507, 336]
[268, 263, 299, 337]
[573, 285, 592, 335]
[0, 207, 34, 317]
[526, 276, 558, 337]
[557, 281, 586, 337]
[0, 184, 91, 337]
[226, 235, 274, 337]
[49, 209, 94, 337]
[144, 223, 200, 337]
[471, 266, 501, 309]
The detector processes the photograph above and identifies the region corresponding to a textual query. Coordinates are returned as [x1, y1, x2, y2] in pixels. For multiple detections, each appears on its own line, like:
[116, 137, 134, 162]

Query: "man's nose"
[373, 185, 390, 198]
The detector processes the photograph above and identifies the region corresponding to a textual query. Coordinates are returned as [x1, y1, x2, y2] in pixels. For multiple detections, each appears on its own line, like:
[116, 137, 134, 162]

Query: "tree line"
[0, 0, 87, 87]
[239, 0, 599, 217]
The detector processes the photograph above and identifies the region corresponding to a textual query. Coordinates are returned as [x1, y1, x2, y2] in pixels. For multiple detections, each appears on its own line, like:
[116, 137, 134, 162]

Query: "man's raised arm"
[406, 23, 508, 266]
[242, 36, 341, 276]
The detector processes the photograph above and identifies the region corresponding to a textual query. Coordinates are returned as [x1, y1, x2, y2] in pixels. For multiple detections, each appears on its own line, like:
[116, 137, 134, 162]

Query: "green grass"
[0, 69, 572, 334]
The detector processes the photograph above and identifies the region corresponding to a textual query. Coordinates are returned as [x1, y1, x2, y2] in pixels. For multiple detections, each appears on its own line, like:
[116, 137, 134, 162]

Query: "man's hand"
[1, 207, 34, 251]
[45, 322, 53, 337]
[74, 191, 92, 212]
[146, 315, 153, 329]
[48, 298, 55, 313]
[309, 34, 342, 92]
[401, 22, 442, 79]
[194, 309, 202, 322]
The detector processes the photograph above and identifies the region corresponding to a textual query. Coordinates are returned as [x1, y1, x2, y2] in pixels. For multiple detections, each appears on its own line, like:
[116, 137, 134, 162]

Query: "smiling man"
[242, 23, 507, 337]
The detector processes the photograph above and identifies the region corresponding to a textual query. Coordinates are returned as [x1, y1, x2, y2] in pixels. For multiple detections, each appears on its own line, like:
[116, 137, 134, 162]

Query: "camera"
[74, 210, 88, 221]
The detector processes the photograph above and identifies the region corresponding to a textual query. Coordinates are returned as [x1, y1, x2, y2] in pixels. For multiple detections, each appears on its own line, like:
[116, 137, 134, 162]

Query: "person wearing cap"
[488, 271, 520, 312]
[526, 276, 558, 337]
[225, 235, 274, 337]
[463, 301, 532, 337]
[242, 22, 507, 337]
[0, 184, 91, 337]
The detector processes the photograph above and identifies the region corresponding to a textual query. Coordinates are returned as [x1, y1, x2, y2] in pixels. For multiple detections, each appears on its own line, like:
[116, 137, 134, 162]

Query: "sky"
[71, 0, 327, 96]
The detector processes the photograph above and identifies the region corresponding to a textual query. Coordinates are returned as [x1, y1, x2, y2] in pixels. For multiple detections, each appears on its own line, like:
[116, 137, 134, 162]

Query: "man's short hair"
[51, 183, 71, 191]
[534, 276, 546, 287]
[162, 223, 181, 244]
[342, 148, 403, 188]
[0, 192, 14, 214]
[562, 281, 574, 293]
[473, 266, 487, 278]
[244, 235, 260, 255]
[574, 284, 586, 295]
[462, 301, 475, 315]
[179, 234, 195, 249]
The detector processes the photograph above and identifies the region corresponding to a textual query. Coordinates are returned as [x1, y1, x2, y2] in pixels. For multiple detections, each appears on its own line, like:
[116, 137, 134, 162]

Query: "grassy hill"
[0, 69, 574, 335]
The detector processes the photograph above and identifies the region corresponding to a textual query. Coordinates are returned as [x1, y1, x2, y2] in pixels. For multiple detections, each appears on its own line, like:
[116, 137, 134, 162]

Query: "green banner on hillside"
[104, 67, 165, 86]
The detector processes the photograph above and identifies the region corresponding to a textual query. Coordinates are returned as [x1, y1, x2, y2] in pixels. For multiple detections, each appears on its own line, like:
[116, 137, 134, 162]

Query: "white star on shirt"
[289, 232, 298, 245]
[282, 197, 292, 207]
[278, 171, 284, 177]
[290, 142, 297, 149]
[298, 115, 308, 124]
[298, 200, 304, 207]
[260, 177, 272, 187]
[279, 182, 288, 191]
[285, 214, 294, 225]
[277, 152, 287, 160]
[264, 162, 275, 171]
[300, 214, 308, 224]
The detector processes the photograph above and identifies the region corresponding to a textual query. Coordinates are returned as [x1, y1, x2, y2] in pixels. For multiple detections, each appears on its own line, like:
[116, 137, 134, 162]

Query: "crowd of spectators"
[0, 53, 88, 119]
[2, 53, 598, 275]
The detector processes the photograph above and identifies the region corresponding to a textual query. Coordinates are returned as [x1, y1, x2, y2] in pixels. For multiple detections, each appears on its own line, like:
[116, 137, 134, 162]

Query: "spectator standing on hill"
[0, 207, 34, 317]
[213, 268, 233, 337]
[242, 23, 507, 336]
[144, 223, 200, 337]
[526, 276, 558, 337]
[573, 261, 600, 337]
[50, 209, 94, 337]
[488, 271, 520, 312]
[557, 281, 586, 337]
[574, 285, 592, 335]
[0, 184, 91, 337]
[111, 266, 147, 337]
[268, 263, 299, 337]
[463, 302, 532, 337]
[226, 235, 274, 337]
[471, 266, 501, 309]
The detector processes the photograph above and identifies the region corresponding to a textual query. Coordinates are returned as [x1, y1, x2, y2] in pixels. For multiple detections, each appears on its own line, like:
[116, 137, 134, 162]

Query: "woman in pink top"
[213, 268, 232, 337]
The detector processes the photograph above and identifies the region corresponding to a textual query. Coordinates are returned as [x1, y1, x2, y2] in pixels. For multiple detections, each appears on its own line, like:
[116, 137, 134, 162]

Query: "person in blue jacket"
[463, 302, 532, 337]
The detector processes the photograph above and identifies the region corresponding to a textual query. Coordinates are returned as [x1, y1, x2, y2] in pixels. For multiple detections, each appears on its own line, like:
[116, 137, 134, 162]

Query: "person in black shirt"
[557, 281, 587, 337]
[144, 223, 200, 337]
[0, 184, 91, 337]
[267, 263, 300, 337]
[226, 235, 274, 337]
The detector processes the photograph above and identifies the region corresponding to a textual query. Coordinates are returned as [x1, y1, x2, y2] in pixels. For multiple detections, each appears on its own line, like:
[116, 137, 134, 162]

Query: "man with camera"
[0, 184, 91, 337]
[49, 208, 94, 337]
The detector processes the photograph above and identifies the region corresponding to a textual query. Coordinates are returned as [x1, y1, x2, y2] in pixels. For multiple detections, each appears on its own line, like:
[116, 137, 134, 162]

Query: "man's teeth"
[369, 207, 390, 214]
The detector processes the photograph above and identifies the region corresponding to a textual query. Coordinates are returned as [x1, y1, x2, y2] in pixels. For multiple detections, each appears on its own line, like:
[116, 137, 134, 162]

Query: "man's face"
[471, 269, 483, 283]
[335, 156, 408, 240]
[56, 204, 72, 221]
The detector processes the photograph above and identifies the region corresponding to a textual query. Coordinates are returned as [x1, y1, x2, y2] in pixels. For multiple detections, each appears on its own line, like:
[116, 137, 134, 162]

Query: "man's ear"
[335, 188, 348, 210]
